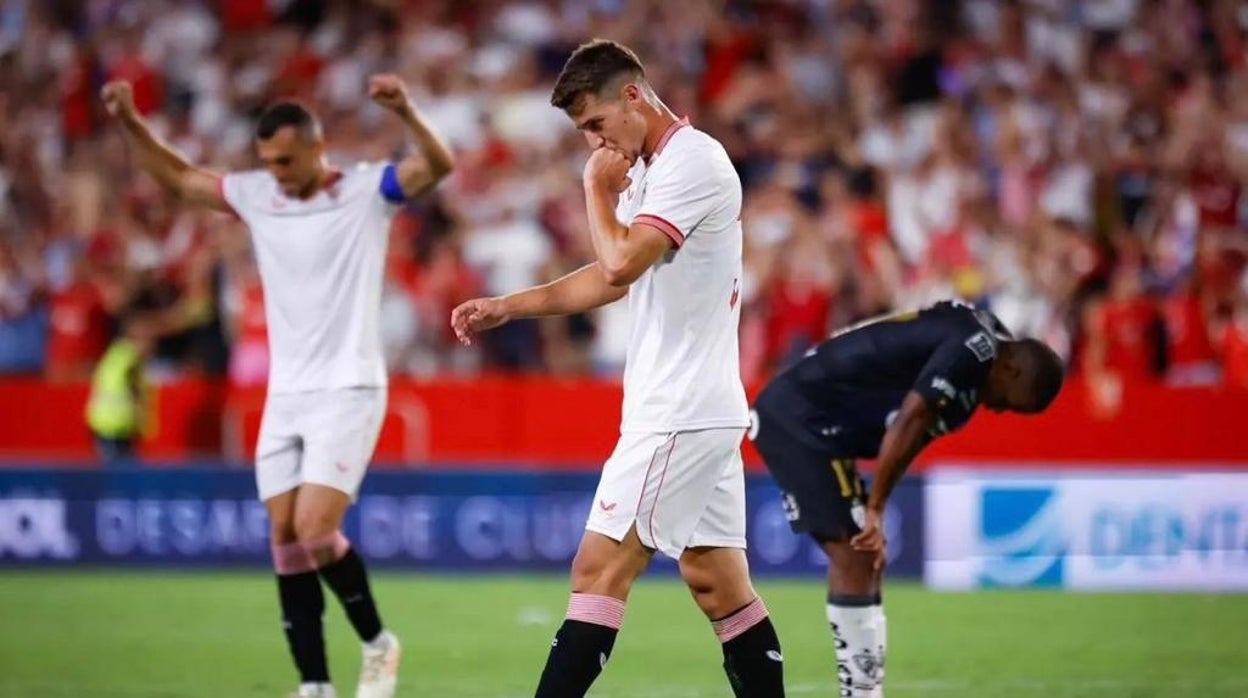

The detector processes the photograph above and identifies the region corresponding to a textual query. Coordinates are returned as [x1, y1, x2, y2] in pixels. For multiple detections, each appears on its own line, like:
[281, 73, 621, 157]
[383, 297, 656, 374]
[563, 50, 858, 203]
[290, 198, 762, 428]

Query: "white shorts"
[254, 387, 387, 502]
[585, 428, 747, 559]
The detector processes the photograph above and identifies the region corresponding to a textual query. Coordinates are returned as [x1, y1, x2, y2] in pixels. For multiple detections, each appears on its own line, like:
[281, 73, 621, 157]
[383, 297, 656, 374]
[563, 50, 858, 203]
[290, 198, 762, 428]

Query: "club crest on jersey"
[964, 331, 996, 362]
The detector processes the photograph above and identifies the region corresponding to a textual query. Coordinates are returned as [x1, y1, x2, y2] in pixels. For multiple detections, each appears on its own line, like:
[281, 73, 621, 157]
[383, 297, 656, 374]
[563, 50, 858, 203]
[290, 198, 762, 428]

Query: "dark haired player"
[102, 74, 454, 698]
[751, 300, 1065, 697]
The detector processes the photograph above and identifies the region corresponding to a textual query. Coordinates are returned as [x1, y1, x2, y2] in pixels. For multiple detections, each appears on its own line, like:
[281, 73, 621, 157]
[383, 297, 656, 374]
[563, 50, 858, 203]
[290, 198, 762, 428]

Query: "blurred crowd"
[2, 0, 1248, 389]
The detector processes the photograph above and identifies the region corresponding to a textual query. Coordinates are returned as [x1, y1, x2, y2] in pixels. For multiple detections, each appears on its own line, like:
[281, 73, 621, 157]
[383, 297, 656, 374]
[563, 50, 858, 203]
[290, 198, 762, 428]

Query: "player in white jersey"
[101, 75, 454, 698]
[452, 40, 785, 698]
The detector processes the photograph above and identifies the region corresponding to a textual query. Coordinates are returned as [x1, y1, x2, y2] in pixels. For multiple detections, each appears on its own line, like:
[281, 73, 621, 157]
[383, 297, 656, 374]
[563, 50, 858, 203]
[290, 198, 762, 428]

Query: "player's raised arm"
[100, 81, 230, 213]
[582, 148, 673, 286]
[368, 74, 455, 198]
[451, 262, 626, 346]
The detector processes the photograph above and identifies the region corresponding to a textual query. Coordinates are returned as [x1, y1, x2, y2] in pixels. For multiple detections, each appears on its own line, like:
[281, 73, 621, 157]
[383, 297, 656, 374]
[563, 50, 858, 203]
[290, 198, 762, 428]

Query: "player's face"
[256, 126, 325, 197]
[572, 86, 647, 160]
[984, 361, 1043, 414]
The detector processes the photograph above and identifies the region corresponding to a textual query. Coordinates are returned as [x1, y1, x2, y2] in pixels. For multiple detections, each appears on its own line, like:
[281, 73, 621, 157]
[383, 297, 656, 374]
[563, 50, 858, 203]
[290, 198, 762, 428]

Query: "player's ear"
[622, 82, 641, 104]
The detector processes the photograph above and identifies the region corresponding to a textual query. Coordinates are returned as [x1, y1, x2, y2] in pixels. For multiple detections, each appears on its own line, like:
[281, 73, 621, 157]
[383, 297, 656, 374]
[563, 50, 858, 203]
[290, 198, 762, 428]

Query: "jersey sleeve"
[219, 171, 255, 220]
[631, 153, 721, 249]
[913, 331, 996, 435]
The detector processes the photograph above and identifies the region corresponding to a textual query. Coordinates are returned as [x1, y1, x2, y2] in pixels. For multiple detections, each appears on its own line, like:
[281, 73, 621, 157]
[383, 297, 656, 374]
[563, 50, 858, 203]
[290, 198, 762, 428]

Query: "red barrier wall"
[2, 377, 1246, 468]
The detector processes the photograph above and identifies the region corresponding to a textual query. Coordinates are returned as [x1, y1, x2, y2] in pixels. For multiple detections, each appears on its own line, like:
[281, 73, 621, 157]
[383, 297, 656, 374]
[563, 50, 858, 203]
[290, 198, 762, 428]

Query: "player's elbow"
[429, 151, 455, 181]
[899, 392, 934, 427]
[601, 260, 640, 287]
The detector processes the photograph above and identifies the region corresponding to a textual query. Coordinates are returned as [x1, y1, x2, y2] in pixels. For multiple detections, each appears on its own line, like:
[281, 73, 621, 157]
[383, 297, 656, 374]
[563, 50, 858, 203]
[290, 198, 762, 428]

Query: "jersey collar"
[645, 116, 690, 165]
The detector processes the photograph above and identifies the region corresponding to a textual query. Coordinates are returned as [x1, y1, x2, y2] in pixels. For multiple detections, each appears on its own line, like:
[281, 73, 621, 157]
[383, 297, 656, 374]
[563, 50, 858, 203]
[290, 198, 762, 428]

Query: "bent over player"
[452, 39, 785, 698]
[102, 75, 454, 698]
[750, 300, 1064, 697]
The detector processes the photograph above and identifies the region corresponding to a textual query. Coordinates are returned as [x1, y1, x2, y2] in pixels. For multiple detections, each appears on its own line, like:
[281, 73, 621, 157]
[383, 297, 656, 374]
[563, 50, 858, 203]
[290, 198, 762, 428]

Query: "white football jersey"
[613, 118, 750, 433]
[220, 163, 399, 395]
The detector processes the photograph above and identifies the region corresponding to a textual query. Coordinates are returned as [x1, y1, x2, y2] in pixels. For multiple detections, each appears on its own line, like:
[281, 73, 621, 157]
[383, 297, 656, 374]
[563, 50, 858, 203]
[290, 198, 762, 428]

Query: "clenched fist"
[100, 81, 138, 121]
[583, 147, 633, 194]
[368, 74, 414, 115]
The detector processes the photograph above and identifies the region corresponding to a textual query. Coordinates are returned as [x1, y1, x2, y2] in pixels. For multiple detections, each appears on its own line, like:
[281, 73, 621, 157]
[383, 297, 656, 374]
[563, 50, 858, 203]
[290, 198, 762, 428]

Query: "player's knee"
[270, 519, 298, 545]
[678, 556, 716, 595]
[569, 553, 601, 593]
[293, 507, 339, 543]
[679, 553, 755, 619]
[572, 548, 646, 598]
[824, 543, 879, 594]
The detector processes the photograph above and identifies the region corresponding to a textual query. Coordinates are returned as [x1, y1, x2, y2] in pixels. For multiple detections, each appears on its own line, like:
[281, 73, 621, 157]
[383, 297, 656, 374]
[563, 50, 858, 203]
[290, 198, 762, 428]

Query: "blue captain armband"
[379, 164, 406, 203]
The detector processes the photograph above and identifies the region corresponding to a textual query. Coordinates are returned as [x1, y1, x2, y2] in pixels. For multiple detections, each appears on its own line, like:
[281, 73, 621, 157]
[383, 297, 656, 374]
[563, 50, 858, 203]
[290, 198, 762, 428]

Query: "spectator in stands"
[0, 0, 1244, 388]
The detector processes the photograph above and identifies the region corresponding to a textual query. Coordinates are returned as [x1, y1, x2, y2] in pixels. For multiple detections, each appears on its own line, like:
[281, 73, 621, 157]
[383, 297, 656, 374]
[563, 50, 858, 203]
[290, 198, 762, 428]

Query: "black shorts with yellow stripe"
[751, 378, 868, 543]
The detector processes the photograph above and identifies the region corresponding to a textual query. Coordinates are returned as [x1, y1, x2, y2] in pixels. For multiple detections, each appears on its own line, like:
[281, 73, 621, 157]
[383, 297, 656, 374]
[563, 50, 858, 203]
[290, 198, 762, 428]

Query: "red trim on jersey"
[217, 175, 241, 219]
[633, 214, 685, 248]
[650, 116, 690, 161]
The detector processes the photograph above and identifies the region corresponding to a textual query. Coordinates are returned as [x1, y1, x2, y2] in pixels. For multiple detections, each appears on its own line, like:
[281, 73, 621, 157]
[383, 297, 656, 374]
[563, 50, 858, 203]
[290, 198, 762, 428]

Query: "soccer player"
[101, 75, 455, 698]
[749, 299, 1065, 697]
[451, 39, 786, 698]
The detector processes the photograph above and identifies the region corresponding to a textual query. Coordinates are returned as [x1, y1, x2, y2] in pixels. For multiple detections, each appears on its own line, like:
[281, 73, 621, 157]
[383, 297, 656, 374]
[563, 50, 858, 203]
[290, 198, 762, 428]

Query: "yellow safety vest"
[85, 339, 146, 438]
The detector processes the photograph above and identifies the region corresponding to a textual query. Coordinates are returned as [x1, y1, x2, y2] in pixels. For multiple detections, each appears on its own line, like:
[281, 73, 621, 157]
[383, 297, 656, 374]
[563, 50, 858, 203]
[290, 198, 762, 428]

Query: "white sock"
[299, 682, 336, 697]
[874, 604, 887, 694]
[827, 600, 886, 697]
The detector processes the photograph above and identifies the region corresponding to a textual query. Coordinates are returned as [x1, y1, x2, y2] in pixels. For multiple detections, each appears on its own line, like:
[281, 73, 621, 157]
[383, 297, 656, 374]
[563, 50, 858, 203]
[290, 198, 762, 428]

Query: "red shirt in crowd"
[109, 52, 164, 116]
[765, 281, 830, 367]
[1222, 312, 1248, 388]
[1162, 290, 1216, 368]
[46, 280, 110, 373]
[1088, 296, 1159, 380]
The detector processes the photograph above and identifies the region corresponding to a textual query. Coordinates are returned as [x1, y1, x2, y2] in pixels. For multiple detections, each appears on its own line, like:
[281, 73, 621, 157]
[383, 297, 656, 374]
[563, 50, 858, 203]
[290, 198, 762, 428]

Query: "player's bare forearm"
[867, 392, 933, 512]
[115, 116, 228, 212]
[393, 105, 455, 196]
[584, 183, 669, 286]
[503, 262, 626, 319]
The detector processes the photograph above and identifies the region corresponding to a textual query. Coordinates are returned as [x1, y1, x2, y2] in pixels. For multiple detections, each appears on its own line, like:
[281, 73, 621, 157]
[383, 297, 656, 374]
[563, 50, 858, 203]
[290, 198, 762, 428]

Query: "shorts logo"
[781, 493, 800, 522]
[980, 487, 1065, 587]
[598, 499, 618, 513]
[335, 461, 350, 473]
[964, 332, 996, 362]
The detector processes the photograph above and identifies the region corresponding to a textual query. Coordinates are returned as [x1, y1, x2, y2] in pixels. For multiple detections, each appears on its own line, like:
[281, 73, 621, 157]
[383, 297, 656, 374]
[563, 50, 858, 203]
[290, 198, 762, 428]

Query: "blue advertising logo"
[979, 487, 1065, 587]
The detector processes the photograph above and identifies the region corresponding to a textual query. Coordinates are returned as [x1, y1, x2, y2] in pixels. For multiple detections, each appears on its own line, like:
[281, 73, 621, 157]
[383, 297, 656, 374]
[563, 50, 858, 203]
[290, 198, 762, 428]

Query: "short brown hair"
[550, 39, 646, 114]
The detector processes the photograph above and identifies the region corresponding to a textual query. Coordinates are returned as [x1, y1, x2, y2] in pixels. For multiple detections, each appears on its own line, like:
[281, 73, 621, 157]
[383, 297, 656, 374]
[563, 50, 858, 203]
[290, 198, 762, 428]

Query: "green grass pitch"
[0, 572, 1244, 697]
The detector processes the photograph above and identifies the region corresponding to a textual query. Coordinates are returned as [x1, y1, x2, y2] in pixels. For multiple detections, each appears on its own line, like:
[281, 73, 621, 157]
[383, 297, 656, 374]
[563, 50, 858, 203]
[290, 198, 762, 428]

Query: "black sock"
[720, 612, 785, 698]
[533, 619, 619, 698]
[277, 571, 329, 683]
[318, 547, 384, 643]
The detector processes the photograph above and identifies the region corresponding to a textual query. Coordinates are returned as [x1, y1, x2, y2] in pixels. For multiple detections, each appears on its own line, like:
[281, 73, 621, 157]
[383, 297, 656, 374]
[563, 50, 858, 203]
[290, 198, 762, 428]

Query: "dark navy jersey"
[768, 300, 1011, 458]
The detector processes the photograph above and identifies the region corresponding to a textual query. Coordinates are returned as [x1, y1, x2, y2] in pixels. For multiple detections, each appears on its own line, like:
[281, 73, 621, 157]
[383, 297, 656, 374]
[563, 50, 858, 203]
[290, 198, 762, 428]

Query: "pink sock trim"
[712, 597, 768, 643]
[305, 530, 351, 567]
[272, 541, 316, 574]
[566, 593, 626, 630]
